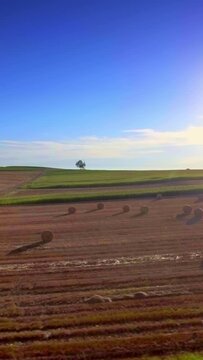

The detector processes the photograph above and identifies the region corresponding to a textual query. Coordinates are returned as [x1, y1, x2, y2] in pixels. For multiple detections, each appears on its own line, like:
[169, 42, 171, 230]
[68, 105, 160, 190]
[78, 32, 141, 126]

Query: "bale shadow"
[85, 208, 100, 214]
[8, 238, 52, 256]
[176, 213, 188, 221]
[151, 198, 162, 203]
[186, 216, 202, 225]
[55, 212, 72, 218]
[194, 198, 203, 204]
[131, 212, 145, 218]
[112, 211, 125, 217]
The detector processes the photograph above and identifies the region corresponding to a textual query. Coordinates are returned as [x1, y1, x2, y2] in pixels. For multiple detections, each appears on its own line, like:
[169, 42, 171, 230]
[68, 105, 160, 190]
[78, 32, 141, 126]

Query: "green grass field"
[1, 183, 203, 205]
[26, 169, 203, 189]
[1, 167, 203, 205]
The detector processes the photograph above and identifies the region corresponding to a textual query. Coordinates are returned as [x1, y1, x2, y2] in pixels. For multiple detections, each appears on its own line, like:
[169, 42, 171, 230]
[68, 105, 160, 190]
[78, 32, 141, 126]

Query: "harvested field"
[0, 196, 203, 359]
[0, 170, 43, 196]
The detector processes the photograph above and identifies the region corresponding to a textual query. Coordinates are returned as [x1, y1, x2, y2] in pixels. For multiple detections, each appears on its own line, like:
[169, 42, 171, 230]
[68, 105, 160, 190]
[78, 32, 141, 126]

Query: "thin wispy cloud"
[1, 125, 203, 169]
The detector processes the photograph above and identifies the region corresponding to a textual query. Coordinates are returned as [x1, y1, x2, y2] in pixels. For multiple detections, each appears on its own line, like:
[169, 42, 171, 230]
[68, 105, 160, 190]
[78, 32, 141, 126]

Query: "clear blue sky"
[1, 0, 203, 168]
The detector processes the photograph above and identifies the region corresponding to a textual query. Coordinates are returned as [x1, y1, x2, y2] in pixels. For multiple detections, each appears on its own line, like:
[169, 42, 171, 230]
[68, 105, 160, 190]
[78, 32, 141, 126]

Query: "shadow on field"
[112, 211, 126, 217]
[194, 198, 203, 204]
[8, 232, 53, 256]
[151, 198, 162, 203]
[131, 212, 145, 218]
[186, 216, 202, 225]
[176, 213, 188, 221]
[85, 208, 100, 214]
[55, 212, 72, 217]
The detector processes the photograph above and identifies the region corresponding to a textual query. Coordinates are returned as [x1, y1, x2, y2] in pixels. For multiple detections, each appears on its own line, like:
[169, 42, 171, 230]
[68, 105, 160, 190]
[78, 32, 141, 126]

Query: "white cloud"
[123, 125, 203, 146]
[1, 125, 203, 168]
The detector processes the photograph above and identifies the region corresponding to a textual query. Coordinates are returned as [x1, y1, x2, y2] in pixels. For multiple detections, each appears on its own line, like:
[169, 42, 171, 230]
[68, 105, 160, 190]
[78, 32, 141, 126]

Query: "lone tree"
[75, 160, 86, 169]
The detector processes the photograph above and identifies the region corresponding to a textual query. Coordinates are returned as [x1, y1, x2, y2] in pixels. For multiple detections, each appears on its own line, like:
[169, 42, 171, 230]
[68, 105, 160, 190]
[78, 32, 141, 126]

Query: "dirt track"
[0, 170, 44, 196]
[0, 196, 203, 358]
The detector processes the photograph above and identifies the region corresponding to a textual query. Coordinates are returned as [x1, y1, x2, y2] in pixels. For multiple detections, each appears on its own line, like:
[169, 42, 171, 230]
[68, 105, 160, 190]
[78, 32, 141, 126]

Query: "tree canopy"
[75, 160, 86, 169]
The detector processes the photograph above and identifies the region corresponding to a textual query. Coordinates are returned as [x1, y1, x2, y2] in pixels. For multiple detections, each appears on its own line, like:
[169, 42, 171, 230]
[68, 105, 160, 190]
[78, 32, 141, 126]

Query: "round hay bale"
[41, 231, 53, 243]
[133, 291, 148, 299]
[182, 205, 192, 215]
[140, 206, 149, 214]
[156, 193, 162, 200]
[84, 295, 112, 304]
[97, 203, 104, 210]
[68, 206, 76, 214]
[123, 205, 130, 213]
[194, 208, 203, 218]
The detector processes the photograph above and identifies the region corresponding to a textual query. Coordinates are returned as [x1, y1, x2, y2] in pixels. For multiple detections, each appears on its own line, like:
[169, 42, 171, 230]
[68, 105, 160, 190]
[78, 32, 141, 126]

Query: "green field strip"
[1, 183, 203, 205]
[26, 169, 203, 189]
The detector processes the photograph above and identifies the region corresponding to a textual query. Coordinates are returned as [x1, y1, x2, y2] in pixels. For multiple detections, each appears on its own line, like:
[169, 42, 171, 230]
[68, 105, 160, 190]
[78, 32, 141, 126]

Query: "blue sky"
[1, 0, 203, 169]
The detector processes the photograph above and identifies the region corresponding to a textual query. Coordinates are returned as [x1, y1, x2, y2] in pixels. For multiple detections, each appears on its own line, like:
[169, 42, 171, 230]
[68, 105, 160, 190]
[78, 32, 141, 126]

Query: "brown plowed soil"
[0, 170, 43, 196]
[0, 196, 203, 359]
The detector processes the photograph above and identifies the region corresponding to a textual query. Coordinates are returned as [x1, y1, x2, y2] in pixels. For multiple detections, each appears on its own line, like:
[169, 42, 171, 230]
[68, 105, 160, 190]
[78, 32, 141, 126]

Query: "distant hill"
[0, 166, 54, 171]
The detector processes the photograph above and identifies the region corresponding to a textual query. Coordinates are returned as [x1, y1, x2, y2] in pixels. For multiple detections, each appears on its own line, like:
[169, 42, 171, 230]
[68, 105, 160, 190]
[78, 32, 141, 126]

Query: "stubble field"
[0, 196, 203, 359]
[0, 170, 42, 196]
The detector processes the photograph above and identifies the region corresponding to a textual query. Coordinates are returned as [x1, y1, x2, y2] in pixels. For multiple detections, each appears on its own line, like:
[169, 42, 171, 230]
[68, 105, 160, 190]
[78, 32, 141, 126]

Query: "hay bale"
[140, 206, 149, 214]
[84, 295, 112, 304]
[156, 193, 162, 200]
[97, 203, 104, 210]
[68, 206, 76, 214]
[123, 205, 130, 213]
[133, 291, 148, 299]
[41, 231, 53, 243]
[182, 205, 192, 215]
[194, 208, 203, 218]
